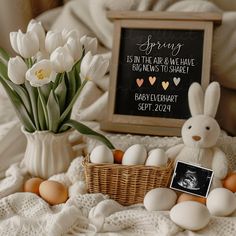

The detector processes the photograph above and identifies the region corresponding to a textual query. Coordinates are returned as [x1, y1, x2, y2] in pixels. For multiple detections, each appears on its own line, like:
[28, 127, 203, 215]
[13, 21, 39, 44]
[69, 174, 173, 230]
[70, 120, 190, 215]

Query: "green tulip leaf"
[37, 95, 46, 130]
[40, 83, 52, 100]
[47, 90, 60, 132]
[66, 69, 76, 104]
[0, 61, 9, 81]
[74, 60, 81, 89]
[25, 81, 40, 130]
[53, 73, 63, 90]
[0, 76, 36, 132]
[55, 78, 67, 113]
[5, 80, 32, 115]
[0, 47, 10, 66]
[60, 119, 115, 149]
[0, 65, 32, 116]
[59, 79, 87, 124]
[37, 87, 49, 129]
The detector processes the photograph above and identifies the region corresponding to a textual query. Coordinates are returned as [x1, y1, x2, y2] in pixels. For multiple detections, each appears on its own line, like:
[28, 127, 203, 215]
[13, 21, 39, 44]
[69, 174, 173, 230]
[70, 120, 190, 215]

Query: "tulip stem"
[27, 58, 33, 68]
[59, 79, 87, 125]
[37, 87, 49, 129]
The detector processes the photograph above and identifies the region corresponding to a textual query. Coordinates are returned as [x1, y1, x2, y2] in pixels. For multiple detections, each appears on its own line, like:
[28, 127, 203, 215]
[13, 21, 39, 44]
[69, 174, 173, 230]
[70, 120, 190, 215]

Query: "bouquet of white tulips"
[0, 19, 114, 149]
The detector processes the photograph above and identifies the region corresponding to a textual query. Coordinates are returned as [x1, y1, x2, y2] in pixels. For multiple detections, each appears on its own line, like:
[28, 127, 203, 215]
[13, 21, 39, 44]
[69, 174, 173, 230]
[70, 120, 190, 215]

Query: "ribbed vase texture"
[22, 128, 74, 179]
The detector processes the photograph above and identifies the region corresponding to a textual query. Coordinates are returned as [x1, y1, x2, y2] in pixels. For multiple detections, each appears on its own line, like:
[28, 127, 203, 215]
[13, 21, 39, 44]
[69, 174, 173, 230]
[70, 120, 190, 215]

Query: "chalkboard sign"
[115, 28, 203, 119]
[101, 11, 222, 136]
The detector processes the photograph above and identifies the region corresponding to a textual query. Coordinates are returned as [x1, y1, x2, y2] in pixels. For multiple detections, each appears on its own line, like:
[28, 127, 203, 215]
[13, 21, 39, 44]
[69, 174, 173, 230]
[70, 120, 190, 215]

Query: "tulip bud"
[80, 51, 109, 82]
[66, 37, 83, 61]
[16, 30, 39, 58]
[8, 56, 28, 84]
[80, 35, 97, 55]
[62, 29, 80, 43]
[50, 46, 74, 73]
[34, 51, 49, 62]
[27, 19, 46, 51]
[10, 32, 19, 54]
[45, 31, 63, 54]
[26, 59, 56, 87]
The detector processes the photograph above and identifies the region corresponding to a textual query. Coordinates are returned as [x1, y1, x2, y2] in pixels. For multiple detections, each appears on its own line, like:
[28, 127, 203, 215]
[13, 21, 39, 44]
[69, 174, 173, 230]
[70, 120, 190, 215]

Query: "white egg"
[90, 145, 114, 164]
[145, 148, 167, 167]
[144, 188, 177, 211]
[206, 188, 236, 216]
[170, 201, 210, 231]
[122, 144, 147, 165]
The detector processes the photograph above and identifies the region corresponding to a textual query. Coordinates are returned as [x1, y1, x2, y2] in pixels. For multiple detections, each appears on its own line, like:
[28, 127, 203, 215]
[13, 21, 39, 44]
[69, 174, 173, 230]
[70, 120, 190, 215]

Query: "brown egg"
[24, 177, 44, 195]
[177, 193, 206, 205]
[39, 180, 68, 205]
[223, 172, 236, 192]
[113, 149, 124, 164]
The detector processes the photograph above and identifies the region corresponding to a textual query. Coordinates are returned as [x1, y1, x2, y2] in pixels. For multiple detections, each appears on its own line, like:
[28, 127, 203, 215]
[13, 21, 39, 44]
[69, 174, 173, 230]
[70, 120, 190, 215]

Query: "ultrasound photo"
[170, 161, 214, 197]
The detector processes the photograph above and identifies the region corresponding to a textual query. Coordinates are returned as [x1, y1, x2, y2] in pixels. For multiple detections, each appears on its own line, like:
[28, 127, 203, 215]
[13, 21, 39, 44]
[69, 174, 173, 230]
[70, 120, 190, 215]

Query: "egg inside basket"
[83, 155, 174, 206]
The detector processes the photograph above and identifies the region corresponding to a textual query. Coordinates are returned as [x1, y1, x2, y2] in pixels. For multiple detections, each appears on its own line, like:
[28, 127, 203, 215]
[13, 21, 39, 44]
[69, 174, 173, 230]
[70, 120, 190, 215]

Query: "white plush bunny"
[166, 82, 228, 181]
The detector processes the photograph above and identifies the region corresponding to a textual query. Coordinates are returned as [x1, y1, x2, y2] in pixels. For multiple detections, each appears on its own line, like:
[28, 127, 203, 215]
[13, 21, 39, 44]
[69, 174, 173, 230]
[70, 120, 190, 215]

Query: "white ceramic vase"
[22, 128, 75, 179]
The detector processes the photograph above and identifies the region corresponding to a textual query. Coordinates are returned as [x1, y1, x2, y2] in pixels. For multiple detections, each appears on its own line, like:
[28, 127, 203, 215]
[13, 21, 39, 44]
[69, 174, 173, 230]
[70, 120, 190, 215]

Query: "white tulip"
[62, 29, 80, 43]
[34, 51, 49, 62]
[50, 46, 74, 73]
[10, 32, 19, 54]
[16, 30, 39, 58]
[61, 29, 82, 61]
[26, 59, 56, 87]
[45, 31, 63, 54]
[80, 35, 97, 55]
[8, 56, 27, 84]
[27, 19, 46, 51]
[66, 37, 83, 61]
[80, 51, 109, 81]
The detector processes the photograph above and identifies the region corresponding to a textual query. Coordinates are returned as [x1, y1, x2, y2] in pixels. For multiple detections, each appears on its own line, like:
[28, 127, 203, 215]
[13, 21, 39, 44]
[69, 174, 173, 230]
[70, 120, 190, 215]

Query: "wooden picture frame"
[101, 11, 222, 136]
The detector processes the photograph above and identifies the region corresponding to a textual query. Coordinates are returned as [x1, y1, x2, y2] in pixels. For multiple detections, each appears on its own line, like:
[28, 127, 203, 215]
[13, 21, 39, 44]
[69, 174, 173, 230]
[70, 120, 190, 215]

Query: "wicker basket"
[83, 156, 174, 206]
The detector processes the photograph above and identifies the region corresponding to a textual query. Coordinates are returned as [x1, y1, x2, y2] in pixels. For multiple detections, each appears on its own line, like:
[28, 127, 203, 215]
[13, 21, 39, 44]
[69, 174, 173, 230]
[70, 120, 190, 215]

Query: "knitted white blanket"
[1, 0, 236, 235]
[2, 191, 231, 236]
[1, 154, 236, 236]
[0, 119, 236, 235]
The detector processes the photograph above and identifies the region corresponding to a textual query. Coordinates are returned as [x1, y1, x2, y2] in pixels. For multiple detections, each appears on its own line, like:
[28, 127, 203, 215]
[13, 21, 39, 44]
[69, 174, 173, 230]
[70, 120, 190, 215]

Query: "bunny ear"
[204, 82, 220, 118]
[188, 82, 204, 116]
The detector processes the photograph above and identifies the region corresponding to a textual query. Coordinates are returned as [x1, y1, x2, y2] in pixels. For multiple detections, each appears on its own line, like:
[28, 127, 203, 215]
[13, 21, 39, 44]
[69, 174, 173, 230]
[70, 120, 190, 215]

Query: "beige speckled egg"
[122, 144, 147, 165]
[145, 148, 167, 167]
[144, 188, 177, 211]
[90, 145, 114, 164]
[170, 201, 210, 231]
[206, 188, 236, 216]
[39, 180, 68, 205]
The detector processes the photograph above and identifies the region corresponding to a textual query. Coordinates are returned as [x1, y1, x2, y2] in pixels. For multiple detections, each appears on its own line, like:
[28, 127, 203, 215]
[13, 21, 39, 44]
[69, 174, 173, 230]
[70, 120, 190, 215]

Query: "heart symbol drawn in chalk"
[149, 76, 156, 85]
[173, 77, 181, 86]
[136, 78, 144, 87]
[162, 81, 169, 90]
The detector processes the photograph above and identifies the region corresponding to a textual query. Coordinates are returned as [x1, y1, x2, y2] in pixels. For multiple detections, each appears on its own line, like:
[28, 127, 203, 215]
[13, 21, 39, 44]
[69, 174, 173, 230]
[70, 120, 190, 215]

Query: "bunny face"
[183, 81, 222, 148]
[182, 114, 220, 148]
